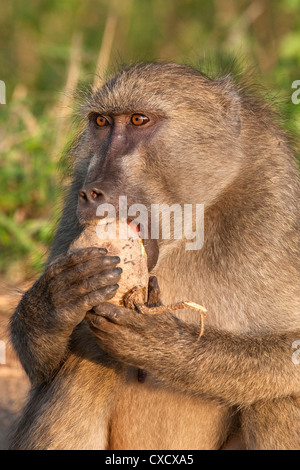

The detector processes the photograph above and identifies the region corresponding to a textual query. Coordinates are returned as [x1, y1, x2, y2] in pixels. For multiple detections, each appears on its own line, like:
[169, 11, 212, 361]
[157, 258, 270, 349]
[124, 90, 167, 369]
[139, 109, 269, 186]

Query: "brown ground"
[0, 281, 32, 450]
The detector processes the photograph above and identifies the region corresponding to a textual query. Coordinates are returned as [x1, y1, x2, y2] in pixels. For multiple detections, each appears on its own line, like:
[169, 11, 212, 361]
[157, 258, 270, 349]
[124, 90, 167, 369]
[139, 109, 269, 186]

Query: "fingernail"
[110, 284, 119, 291]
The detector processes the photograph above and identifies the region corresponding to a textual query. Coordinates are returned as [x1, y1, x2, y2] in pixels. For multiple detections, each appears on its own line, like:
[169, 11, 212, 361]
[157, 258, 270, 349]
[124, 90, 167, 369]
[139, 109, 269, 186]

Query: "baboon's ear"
[217, 75, 241, 137]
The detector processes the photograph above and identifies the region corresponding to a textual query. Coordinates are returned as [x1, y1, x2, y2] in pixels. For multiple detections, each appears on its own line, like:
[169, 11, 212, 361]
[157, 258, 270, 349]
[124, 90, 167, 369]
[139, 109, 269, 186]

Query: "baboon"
[9, 62, 300, 450]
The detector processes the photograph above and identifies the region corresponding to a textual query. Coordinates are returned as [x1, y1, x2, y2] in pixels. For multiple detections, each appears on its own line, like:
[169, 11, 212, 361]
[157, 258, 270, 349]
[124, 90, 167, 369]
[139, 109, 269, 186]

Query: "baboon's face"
[75, 64, 242, 269]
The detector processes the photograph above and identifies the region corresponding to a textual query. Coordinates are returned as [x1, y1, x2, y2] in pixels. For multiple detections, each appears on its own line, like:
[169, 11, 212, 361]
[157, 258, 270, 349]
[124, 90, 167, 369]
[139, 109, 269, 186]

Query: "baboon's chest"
[108, 367, 232, 450]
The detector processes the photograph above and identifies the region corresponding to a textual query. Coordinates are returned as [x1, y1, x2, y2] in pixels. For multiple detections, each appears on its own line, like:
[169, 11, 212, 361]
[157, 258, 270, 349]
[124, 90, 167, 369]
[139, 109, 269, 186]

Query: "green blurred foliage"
[0, 0, 299, 281]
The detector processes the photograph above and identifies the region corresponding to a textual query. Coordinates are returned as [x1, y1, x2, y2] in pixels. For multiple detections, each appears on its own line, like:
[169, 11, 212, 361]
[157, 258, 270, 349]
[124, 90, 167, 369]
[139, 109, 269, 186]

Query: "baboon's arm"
[9, 323, 124, 450]
[88, 304, 300, 406]
[10, 248, 121, 385]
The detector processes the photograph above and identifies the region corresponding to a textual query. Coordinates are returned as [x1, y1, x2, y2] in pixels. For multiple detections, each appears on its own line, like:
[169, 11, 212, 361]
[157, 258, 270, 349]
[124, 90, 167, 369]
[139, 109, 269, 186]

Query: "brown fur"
[9, 62, 300, 450]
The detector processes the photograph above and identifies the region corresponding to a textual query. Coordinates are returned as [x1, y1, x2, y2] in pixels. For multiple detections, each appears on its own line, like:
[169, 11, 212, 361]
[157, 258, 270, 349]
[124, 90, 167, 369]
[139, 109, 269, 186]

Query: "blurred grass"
[0, 0, 300, 282]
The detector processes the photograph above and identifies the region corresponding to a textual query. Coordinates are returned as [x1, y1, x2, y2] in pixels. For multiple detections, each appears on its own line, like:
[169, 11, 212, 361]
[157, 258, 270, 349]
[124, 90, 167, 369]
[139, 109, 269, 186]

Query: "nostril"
[78, 187, 104, 203]
[79, 190, 88, 200]
[90, 189, 101, 199]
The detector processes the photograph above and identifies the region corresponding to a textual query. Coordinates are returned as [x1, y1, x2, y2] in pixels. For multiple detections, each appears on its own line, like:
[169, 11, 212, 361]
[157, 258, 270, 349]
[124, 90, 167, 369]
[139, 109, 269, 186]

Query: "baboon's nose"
[77, 183, 107, 223]
[78, 186, 105, 203]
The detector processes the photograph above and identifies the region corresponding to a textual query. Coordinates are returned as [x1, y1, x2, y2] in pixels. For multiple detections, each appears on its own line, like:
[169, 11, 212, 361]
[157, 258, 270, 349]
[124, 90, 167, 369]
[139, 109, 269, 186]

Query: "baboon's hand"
[18, 247, 122, 334]
[86, 276, 182, 367]
[86, 302, 183, 369]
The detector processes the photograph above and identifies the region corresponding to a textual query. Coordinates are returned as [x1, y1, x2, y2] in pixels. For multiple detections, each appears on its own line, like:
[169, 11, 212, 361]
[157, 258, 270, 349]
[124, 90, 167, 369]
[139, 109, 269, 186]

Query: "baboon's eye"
[95, 115, 109, 127]
[131, 114, 149, 126]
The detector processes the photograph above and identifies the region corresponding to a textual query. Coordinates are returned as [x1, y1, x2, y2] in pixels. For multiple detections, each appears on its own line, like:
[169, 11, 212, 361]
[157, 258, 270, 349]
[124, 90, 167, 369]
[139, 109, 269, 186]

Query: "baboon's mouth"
[126, 219, 159, 272]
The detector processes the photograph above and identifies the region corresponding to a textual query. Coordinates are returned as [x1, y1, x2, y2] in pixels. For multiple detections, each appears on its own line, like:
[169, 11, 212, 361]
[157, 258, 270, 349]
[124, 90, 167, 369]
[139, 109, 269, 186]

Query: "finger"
[92, 303, 148, 330]
[67, 255, 121, 280]
[82, 284, 119, 310]
[147, 276, 162, 307]
[53, 266, 121, 304]
[86, 313, 102, 327]
[80, 268, 122, 294]
[46, 247, 111, 280]
[59, 284, 119, 311]
[52, 261, 122, 292]
[86, 314, 119, 334]
[92, 302, 132, 325]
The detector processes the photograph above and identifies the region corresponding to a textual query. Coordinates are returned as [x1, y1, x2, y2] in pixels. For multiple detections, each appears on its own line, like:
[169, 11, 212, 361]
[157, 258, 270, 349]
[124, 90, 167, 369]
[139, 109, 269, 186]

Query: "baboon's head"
[74, 63, 243, 270]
